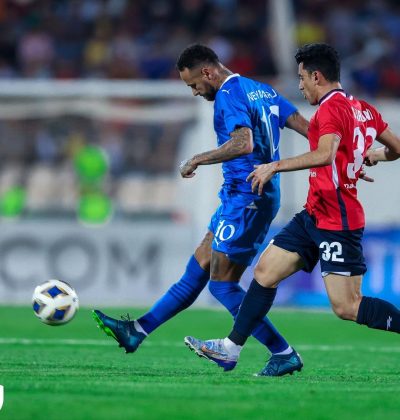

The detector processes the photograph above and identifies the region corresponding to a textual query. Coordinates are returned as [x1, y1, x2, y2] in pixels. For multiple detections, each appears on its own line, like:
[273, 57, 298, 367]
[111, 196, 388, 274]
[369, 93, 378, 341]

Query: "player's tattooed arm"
[179, 127, 253, 178]
[285, 111, 309, 139]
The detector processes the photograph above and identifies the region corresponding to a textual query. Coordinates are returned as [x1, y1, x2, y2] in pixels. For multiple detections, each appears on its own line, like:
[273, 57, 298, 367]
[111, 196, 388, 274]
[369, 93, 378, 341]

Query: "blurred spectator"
[18, 26, 54, 78]
[83, 20, 112, 77]
[295, 13, 326, 45]
[227, 40, 258, 76]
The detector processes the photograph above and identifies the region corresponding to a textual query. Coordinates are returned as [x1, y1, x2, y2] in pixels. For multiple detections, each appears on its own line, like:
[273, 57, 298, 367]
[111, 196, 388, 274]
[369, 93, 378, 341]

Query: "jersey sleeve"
[218, 88, 252, 134]
[317, 103, 344, 138]
[365, 103, 389, 136]
[276, 93, 298, 128]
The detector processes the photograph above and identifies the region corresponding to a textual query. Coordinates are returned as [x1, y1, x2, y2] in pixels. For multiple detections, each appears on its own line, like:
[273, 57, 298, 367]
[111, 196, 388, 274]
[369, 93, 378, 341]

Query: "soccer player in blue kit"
[93, 44, 309, 376]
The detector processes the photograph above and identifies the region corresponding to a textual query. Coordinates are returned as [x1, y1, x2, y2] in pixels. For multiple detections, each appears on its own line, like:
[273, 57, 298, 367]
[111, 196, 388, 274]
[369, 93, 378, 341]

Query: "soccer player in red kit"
[184, 43, 400, 376]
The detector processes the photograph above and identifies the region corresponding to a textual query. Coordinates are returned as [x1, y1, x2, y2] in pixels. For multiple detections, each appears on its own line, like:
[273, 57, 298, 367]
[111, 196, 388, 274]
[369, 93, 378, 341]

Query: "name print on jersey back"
[351, 106, 373, 123]
[247, 89, 278, 102]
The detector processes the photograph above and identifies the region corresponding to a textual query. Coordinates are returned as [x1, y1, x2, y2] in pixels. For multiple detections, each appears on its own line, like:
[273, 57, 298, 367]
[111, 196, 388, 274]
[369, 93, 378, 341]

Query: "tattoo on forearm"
[286, 111, 309, 137]
[290, 111, 301, 122]
[193, 127, 252, 165]
[229, 128, 251, 153]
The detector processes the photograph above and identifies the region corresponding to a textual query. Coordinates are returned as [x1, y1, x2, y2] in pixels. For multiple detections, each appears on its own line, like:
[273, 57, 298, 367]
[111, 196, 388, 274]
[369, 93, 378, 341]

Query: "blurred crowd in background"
[0, 112, 190, 219]
[1, 0, 400, 220]
[0, 116, 185, 177]
[0, 0, 399, 96]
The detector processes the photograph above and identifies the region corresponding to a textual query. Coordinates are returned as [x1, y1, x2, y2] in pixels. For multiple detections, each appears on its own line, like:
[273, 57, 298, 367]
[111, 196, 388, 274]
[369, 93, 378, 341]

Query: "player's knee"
[253, 262, 265, 281]
[332, 305, 350, 320]
[254, 262, 277, 287]
[331, 302, 357, 321]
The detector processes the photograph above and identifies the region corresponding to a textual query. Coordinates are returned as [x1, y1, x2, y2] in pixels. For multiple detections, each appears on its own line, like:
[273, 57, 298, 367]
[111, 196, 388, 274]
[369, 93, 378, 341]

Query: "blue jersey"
[213, 74, 297, 205]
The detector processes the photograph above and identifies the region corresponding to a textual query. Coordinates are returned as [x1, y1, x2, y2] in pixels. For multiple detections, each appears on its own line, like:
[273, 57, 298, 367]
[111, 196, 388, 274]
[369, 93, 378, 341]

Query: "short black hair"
[176, 44, 219, 71]
[295, 43, 340, 82]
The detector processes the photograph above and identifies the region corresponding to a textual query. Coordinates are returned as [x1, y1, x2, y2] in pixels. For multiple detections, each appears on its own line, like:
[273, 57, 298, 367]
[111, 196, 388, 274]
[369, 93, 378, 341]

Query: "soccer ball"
[32, 279, 79, 326]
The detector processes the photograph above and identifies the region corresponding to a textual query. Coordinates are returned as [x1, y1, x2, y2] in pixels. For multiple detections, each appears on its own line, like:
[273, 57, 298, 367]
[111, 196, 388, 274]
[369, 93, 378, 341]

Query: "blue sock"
[356, 296, 400, 333]
[209, 280, 288, 353]
[138, 255, 209, 334]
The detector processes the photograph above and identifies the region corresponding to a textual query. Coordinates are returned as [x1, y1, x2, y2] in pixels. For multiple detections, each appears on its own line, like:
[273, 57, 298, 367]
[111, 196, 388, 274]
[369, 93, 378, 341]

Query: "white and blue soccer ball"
[32, 279, 79, 325]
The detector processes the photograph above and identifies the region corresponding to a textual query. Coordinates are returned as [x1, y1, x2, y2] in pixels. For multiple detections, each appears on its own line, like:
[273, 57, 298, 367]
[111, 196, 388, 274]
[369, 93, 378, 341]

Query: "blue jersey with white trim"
[213, 74, 297, 204]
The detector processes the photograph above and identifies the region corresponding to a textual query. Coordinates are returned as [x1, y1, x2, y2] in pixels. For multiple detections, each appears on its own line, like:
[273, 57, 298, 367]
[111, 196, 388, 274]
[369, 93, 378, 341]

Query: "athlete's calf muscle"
[323, 273, 363, 321]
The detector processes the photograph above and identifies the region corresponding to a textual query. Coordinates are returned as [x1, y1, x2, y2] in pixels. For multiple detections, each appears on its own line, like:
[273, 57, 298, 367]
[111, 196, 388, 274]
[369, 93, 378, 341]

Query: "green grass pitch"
[0, 306, 399, 419]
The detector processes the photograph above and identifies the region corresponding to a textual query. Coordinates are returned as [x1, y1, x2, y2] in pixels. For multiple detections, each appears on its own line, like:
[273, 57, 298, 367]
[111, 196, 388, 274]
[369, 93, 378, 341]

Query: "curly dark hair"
[176, 44, 220, 71]
[295, 43, 340, 82]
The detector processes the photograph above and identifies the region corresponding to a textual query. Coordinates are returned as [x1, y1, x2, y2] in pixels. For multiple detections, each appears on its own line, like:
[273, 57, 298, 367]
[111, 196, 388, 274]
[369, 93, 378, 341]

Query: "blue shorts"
[208, 189, 279, 266]
[272, 210, 367, 276]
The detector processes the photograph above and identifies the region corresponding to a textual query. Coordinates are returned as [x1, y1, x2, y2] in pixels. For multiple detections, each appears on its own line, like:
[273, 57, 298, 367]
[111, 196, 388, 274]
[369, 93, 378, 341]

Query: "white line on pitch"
[0, 337, 399, 353]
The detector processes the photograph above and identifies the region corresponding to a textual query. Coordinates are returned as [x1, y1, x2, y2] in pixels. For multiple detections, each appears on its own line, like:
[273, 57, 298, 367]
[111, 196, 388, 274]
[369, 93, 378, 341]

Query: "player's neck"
[216, 66, 233, 89]
[317, 83, 343, 103]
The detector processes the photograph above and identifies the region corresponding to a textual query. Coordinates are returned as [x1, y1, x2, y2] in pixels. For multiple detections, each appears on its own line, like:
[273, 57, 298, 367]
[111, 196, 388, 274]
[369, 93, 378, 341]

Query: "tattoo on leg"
[200, 232, 213, 250]
[211, 252, 220, 277]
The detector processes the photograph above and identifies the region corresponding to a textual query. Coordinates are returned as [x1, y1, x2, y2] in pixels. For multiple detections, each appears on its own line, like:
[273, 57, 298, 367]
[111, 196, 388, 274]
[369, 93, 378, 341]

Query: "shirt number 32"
[319, 241, 344, 262]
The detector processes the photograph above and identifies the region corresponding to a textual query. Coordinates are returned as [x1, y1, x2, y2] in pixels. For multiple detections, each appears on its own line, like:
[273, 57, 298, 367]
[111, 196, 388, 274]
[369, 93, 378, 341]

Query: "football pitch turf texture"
[0, 306, 399, 420]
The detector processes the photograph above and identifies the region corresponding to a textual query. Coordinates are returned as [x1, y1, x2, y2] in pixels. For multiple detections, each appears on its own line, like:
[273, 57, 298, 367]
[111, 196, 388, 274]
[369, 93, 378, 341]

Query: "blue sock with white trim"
[137, 255, 209, 334]
[208, 280, 289, 353]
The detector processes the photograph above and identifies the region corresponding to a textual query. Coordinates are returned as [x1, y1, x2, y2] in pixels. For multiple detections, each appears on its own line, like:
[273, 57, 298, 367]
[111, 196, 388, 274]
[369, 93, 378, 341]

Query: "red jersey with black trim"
[305, 89, 388, 230]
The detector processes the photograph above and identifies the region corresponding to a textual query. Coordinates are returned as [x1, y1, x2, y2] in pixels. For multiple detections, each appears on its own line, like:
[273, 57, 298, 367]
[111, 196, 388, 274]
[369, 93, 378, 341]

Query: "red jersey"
[305, 90, 388, 230]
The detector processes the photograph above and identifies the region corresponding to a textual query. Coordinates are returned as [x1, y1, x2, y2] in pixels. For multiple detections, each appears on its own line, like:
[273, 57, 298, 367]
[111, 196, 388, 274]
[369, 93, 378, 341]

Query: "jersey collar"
[318, 88, 346, 105]
[219, 73, 240, 90]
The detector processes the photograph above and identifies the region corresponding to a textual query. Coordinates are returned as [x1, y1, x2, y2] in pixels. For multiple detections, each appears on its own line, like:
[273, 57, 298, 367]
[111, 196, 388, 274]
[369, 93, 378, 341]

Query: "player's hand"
[364, 149, 378, 167]
[246, 163, 276, 195]
[359, 165, 374, 183]
[179, 158, 197, 178]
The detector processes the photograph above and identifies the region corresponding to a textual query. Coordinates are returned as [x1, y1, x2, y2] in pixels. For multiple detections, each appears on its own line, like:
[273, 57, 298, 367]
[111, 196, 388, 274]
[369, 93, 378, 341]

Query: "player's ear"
[200, 67, 213, 80]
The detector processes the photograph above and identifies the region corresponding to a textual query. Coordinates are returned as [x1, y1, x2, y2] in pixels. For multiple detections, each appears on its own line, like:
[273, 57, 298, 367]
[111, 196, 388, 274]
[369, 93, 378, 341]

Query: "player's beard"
[202, 86, 217, 101]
